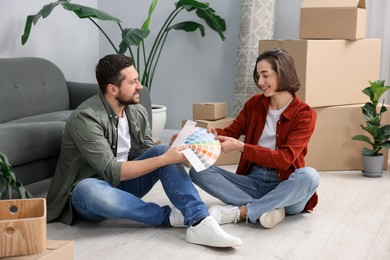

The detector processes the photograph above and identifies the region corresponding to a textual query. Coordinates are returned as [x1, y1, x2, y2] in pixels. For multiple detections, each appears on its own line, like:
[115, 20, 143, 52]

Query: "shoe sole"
[259, 208, 285, 229]
[186, 235, 243, 247]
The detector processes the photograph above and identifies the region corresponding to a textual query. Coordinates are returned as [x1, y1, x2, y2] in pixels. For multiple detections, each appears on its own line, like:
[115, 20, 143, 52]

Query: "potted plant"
[21, 0, 226, 142]
[352, 80, 390, 177]
[0, 152, 33, 199]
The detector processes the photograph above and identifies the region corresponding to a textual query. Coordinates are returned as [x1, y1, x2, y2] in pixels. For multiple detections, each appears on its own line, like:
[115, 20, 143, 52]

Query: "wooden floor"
[46, 165, 390, 260]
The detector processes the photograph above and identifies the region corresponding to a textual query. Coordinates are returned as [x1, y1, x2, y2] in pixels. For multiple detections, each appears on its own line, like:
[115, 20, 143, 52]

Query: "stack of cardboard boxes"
[259, 0, 389, 170]
[182, 102, 241, 166]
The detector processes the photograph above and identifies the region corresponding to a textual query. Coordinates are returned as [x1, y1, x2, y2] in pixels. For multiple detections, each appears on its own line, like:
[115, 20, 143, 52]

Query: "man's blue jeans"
[71, 145, 208, 227]
[189, 165, 319, 223]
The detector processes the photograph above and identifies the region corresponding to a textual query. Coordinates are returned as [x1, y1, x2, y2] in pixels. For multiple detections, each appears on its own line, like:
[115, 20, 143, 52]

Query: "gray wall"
[0, 0, 99, 83]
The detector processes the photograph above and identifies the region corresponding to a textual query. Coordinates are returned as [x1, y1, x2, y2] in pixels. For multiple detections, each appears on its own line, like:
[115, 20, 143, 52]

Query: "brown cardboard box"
[300, 0, 366, 40]
[259, 39, 381, 108]
[182, 118, 241, 166]
[5, 240, 74, 260]
[193, 102, 227, 120]
[305, 104, 389, 171]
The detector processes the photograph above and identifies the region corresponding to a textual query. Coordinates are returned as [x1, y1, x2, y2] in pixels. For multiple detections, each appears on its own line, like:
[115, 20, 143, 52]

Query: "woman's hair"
[253, 48, 300, 94]
[95, 54, 134, 94]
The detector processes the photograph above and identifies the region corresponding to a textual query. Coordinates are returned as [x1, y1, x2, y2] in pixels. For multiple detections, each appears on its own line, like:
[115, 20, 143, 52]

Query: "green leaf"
[142, 0, 158, 30]
[62, 2, 121, 22]
[167, 21, 205, 36]
[175, 0, 226, 40]
[176, 0, 210, 10]
[378, 125, 390, 140]
[379, 140, 390, 149]
[0, 152, 33, 199]
[352, 134, 373, 146]
[21, 0, 65, 45]
[119, 28, 150, 54]
[362, 147, 380, 156]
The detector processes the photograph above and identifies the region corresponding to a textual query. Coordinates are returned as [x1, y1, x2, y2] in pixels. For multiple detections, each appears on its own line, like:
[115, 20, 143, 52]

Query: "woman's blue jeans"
[189, 165, 319, 223]
[71, 145, 208, 227]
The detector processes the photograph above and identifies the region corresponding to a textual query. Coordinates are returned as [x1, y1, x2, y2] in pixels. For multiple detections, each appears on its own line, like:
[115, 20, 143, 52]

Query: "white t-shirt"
[258, 99, 293, 150]
[116, 113, 131, 162]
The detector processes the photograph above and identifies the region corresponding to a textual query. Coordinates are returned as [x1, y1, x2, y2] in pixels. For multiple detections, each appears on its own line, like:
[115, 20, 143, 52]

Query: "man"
[46, 54, 242, 247]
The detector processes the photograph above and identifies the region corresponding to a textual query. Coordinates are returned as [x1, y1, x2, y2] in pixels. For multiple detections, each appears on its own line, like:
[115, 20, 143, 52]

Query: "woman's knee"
[295, 167, 320, 188]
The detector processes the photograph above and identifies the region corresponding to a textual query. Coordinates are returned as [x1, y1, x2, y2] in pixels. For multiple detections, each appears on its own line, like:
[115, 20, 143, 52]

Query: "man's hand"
[161, 144, 188, 164]
[216, 135, 244, 153]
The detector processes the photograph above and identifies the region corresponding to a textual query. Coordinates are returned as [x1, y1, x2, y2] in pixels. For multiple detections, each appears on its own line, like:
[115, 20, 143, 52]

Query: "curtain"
[366, 0, 390, 91]
[233, 0, 276, 116]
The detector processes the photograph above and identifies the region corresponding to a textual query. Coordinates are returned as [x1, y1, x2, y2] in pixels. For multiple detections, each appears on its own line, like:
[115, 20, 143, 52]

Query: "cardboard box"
[259, 39, 381, 108]
[6, 240, 74, 260]
[193, 102, 227, 120]
[1, 199, 46, 258]
[300, 0, 366, 40]
[182, 118, 241, 166]
[305, 105, 389, 171]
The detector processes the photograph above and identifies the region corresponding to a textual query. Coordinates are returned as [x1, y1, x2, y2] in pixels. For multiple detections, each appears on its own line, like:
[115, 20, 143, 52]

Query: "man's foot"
[169, 207, 185, 228]
[186, 216, 243, 247]
[259, 208, 285, 229]
[208, 205, 240, 224]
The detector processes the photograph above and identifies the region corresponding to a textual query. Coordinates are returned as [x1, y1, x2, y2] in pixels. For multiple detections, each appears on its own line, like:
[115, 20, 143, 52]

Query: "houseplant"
[21, 0, 226, 142]
[0, 152, 33, 199]
[352, 80, 390, 177]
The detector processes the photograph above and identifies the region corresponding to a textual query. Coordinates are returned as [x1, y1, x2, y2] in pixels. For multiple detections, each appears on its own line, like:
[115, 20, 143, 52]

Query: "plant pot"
[152, 104, 167, 144]
[362, 154, 384, 178]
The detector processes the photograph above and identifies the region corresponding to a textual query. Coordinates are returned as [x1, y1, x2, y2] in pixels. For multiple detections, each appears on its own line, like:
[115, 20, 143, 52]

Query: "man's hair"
[95, 54, 134, 94]
[253, 48, 300, 94]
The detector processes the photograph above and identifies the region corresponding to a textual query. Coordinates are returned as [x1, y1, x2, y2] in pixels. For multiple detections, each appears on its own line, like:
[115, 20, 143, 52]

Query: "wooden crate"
[0, 198, 46, 258]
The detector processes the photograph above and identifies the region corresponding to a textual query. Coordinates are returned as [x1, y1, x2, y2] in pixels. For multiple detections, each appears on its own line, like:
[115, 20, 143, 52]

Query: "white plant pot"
[152, 104, 167, 143]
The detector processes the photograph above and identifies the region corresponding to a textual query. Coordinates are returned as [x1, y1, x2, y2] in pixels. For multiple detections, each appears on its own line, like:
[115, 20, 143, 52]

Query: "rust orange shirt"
[216, 94, 318, 211]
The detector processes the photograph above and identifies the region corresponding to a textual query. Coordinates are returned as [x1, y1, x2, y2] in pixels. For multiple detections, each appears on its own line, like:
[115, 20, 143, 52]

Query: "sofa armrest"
[67, 81, 99, 110]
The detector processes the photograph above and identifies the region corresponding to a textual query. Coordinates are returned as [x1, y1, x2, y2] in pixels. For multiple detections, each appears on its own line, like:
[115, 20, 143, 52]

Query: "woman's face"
[256, 60, 278, 97]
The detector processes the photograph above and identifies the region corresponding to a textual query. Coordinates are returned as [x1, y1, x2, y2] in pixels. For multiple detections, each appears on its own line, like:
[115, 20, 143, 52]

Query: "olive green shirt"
[46, 93, 154, 225]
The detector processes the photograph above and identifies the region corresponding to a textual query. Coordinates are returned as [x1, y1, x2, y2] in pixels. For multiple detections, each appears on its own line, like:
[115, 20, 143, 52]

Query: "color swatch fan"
[171, 120, 221, 172]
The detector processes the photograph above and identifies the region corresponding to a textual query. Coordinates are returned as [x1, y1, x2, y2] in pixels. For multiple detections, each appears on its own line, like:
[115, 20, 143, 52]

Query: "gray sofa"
[0, 57, 152, 196]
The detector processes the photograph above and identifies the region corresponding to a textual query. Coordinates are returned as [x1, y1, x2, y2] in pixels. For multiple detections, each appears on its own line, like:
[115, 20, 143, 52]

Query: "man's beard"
[116, 92, 139, 106]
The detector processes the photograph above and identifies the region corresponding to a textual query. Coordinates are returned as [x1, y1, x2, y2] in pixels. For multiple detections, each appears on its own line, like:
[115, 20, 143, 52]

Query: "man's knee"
[151, 144, 170, 155]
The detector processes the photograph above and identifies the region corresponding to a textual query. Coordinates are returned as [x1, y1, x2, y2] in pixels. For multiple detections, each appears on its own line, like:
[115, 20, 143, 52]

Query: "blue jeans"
[71, 145, 208, 227]
[189, 165, 319, 223]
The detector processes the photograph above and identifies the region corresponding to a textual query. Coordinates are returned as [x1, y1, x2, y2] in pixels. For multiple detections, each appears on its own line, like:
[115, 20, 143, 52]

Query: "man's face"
[116, 65, 143, 106]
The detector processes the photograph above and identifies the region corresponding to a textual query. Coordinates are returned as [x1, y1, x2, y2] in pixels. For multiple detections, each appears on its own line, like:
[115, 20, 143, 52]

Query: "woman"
[189, 48, 320, 228]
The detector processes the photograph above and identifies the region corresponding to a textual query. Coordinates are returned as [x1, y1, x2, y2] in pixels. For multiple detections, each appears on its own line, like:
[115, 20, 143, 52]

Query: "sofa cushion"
[8, 111, 72, 123]
[0, 122, 65, 166]
[0, 57, 70, 123]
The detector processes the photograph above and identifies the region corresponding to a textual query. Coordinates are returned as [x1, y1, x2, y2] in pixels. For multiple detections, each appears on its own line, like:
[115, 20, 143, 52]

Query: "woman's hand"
[207, 127, 219, 137]
[216, 135, 244, 153]
[168, 132, 179, 146]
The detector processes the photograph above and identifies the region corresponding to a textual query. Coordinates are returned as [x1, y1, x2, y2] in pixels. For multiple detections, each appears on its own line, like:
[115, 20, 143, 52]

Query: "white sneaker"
[186, 216, 243, 247]
[208, 205, 240, 225]
[169, 207, 185, 228]
[259, 208, 285, 229]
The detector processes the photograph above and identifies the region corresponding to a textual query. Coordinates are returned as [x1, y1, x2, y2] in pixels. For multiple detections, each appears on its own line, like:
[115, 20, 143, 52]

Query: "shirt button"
[112, 145, 116, 148]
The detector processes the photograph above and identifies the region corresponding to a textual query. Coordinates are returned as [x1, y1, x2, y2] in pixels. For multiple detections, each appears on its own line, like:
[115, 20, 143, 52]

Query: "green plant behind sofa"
[21, 0, 226, 93]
